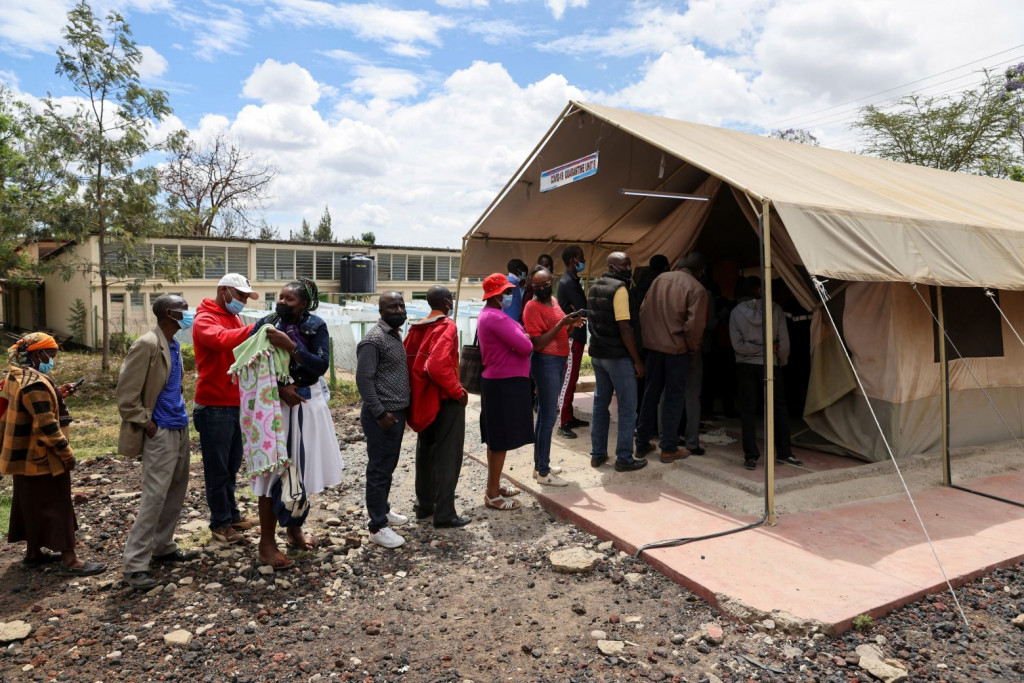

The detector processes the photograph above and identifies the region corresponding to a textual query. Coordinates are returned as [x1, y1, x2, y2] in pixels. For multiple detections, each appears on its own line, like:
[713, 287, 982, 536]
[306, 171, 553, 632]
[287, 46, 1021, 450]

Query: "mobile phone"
[73, 378, 86, 389]
[571, 309, 589, 318]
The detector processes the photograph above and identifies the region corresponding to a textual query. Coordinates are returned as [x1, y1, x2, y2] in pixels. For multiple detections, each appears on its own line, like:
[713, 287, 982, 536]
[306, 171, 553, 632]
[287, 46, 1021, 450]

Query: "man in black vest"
[586, 252, 649, 472]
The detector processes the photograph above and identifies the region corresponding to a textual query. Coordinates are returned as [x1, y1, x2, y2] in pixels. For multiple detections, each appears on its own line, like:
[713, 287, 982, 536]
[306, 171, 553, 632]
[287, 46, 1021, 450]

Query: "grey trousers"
[684, 351, 703, 450]
[122, 427, 191, 574]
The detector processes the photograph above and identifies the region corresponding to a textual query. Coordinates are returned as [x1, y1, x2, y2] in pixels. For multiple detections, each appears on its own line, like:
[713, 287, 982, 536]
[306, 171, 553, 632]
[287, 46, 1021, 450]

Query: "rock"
[1012, 614, 1024, 630]
[856, 644, 908, 683]
[597, 541, 614, 551]
[106, 650, 122, 660]
[0, 621, 32, 643]
[164, 583, 177, 593]
[670, 633, 685, 645]
[204, 582, 223, 592]
[549, 547, 602, 574]
[164, 630, 193, 647]
[623, 572, 643, 585]
[258, 565, 275, 576]
[762, 618, 776, 630]
[700, 622, 724, 645]
[325, 517, 342, 527]
[597, 640, 625, 655]
[591, 630, 607, 640]
[326, 502, 340, 511]
[782, 645, 803, 659]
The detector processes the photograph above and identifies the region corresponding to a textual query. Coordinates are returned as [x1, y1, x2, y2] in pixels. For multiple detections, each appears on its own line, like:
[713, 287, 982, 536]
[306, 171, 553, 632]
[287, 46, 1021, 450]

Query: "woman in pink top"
[477, 273, 535, 510]
[523, 266, 585, 488]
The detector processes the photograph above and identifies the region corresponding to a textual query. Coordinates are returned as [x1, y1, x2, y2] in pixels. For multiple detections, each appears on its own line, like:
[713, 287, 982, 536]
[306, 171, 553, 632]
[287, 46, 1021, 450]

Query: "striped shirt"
[151, 338, 188, 430]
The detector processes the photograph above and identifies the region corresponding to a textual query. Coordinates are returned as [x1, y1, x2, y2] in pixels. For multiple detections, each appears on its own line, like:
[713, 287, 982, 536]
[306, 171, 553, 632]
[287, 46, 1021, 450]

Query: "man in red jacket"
[404, 285, 471, 529]
[192, 273, 259, 545]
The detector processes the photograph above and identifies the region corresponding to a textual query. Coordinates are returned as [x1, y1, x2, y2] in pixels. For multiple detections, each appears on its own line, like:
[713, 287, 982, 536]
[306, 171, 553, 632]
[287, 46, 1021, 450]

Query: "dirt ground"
[2, 401, 1024, 682]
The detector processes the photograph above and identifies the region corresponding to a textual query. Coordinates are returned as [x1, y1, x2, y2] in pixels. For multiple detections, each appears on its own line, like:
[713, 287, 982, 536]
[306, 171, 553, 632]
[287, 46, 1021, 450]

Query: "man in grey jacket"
[730, 277, 802, 470]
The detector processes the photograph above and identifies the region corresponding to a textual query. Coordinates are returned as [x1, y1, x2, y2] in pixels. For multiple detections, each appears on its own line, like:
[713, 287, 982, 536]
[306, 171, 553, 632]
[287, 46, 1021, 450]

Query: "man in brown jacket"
[116, 294, 199, 590]
[635, 252, 708, 462]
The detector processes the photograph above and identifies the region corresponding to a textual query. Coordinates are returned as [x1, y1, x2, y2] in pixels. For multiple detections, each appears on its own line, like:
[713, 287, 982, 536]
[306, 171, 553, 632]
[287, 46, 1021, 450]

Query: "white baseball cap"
[218, 273, 259, 299]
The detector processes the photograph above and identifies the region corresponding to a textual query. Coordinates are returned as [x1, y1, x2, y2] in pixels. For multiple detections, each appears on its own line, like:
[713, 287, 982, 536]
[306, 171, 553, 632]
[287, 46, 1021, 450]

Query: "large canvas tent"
[460, 101, 1024, 462]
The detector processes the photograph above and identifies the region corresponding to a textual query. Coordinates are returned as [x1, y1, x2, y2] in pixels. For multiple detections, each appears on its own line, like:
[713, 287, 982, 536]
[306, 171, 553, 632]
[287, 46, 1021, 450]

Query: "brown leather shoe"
[659, 450, 690, 463]
[211, 526, 246, 545]
[231, 518, 257, 530]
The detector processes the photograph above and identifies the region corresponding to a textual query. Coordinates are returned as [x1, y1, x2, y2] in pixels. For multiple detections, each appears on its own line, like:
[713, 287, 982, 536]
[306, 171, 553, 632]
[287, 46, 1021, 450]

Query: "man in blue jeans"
[586, 252, 648, 472]
[192, 273, 259, 545]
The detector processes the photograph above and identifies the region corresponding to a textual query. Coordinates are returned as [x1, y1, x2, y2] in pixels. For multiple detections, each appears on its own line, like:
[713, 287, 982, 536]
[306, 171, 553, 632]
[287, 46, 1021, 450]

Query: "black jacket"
[557, 271, 587, 344]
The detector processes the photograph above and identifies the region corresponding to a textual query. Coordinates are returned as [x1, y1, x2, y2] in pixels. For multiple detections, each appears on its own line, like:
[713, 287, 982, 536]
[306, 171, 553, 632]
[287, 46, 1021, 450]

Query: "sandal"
[484, 494, 521, 511]
[22, 551, 62, 566]
[285, 529, 319, 551]
[258, 551, 294, 570]
[498, 484, 522, 497]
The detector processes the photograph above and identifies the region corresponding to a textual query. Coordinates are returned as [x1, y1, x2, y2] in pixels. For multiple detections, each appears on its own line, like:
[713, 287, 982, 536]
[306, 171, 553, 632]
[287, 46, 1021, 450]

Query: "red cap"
[482, 273, 514, 300]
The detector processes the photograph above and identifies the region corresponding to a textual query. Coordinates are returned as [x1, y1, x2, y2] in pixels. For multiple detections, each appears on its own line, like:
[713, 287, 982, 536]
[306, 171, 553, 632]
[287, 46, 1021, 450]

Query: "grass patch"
[0, 483, 11, 537]
[580, 353, 594, 376]
[328, 378, 361, 408]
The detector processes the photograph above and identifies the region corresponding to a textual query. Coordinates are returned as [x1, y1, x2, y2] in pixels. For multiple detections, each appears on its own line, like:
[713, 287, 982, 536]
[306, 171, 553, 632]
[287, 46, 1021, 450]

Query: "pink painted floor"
[511, 390, 1024, 633]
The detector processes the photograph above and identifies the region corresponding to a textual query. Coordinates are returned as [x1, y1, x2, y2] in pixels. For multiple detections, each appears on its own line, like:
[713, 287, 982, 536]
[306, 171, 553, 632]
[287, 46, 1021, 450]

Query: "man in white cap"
[192, 273, 260, 544]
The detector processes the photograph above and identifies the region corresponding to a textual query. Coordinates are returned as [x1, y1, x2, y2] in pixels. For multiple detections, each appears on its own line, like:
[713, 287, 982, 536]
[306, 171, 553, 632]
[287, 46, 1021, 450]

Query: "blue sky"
[3, 0, 1024, 248]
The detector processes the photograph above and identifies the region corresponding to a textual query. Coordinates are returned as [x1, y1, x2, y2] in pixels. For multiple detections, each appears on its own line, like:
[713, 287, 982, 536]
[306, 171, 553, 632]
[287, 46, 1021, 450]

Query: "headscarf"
[7, 332, 59, 366]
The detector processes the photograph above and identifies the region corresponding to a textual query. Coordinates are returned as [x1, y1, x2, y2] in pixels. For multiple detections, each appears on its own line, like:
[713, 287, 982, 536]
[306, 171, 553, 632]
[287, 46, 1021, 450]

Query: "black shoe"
[634, 441, 655, 459]
[124, 570, 158, 590]
[689, 447, 705, 456]
[152, 548, 201, 564]
[591, 455, 608, 468]
[434, 516, 472, 529]
[414, 506, 435, 520]
[567, 417, 590, 429]
[557, 427, 577, 439]
[614, 458, 648, 472]
[743, 458, 757, 470]
[776, 456, 804, 466]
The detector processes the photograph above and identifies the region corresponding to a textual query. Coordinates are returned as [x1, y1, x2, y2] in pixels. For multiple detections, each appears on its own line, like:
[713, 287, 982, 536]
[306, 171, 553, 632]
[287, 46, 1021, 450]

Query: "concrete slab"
[465, 389, 1024, 634]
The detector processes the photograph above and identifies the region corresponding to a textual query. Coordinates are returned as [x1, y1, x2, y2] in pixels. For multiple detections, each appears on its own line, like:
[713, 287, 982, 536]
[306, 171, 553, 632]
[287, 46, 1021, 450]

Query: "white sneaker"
[533, 470, 569, 487]
[549, 466, 563, 475]
[369, 527, 405, 548]
[386, 510, 409, 527]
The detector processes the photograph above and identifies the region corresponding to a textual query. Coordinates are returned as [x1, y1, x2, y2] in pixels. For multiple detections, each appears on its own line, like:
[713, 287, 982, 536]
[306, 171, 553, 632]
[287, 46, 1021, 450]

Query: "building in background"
[0, 235, 474, 348]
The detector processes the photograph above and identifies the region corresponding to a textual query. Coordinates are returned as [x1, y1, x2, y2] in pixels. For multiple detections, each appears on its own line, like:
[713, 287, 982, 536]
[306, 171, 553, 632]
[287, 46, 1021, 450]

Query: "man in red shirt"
[192, 273, 259, 544]
[403, 285, 470, 529]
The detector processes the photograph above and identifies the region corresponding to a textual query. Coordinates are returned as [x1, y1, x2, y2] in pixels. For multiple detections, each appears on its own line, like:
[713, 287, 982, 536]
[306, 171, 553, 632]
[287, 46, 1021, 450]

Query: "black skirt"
[8, 470, 78, 552]
[479, 376, 535, 451]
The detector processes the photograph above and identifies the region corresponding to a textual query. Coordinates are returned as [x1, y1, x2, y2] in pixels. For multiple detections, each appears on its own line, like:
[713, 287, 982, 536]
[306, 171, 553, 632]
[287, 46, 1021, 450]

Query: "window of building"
[153, 245, 177, 277]
[377, 253, 391, 280]
[296, 250, 314, 279]
[256, 248, 275, 280]
[407, 255, 422, 281]
[390, 254, 407, 281]
[422, 255, 437, 281]
[276, 249, 295, 280]
[451, 257, 461, 280]
[205, 247, 227, 279]
[181, 245, 205, 278]
[315, 251, 334, 280]
[129, 293, 145, 310]
[227, 247, 248, 277]
[436, 256, 451, 281]
[110, 293, 125, 304]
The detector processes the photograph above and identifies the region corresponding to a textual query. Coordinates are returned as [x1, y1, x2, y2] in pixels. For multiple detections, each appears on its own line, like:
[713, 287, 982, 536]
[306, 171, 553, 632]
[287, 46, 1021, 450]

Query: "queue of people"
[1, 254, 804, 581]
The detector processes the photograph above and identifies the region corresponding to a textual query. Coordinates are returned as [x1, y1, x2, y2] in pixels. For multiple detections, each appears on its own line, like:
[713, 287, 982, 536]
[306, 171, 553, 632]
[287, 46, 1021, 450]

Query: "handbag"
[459, 333, 483, 395]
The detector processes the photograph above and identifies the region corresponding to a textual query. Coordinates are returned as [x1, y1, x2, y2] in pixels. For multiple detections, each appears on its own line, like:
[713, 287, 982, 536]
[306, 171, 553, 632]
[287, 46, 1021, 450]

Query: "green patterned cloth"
[229, 326, 292, 479]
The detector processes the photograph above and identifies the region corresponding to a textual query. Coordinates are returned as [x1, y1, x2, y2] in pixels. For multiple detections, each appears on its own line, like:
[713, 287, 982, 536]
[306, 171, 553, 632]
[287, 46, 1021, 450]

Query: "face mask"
[611, 267, 632, 283]
[275, 303, 296, 320]
[175, 311, 194, 330]
[444, 300, 454, 318]
[500, 293, 514, 309]
[534, 285, 552, 300]
[226, 298, 245, 314]
[38, 358, 54, 374]
[575, 261, 586, 274]
[384, 313, 407, 330]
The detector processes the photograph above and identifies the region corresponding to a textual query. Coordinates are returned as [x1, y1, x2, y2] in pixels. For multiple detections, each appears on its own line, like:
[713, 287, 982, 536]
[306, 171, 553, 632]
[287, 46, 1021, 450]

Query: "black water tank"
[338, 253, 376, 293]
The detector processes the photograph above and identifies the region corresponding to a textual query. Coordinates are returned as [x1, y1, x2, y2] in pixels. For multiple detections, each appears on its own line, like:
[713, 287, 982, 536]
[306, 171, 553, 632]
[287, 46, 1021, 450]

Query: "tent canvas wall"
[461, 100, 1024, 462]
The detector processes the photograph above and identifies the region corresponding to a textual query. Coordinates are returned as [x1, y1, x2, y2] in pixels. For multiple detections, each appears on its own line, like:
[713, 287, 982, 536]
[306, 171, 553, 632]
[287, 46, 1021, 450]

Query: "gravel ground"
[1, 401, 1024, 682]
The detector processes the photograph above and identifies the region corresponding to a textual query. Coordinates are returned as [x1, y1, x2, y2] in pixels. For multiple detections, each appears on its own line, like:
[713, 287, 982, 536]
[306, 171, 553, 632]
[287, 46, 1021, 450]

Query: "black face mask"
[384, 313, 407, 330]
[610, 267, 632, 283]
[534, 285, 552, 300]
[276, 303, 296, 320]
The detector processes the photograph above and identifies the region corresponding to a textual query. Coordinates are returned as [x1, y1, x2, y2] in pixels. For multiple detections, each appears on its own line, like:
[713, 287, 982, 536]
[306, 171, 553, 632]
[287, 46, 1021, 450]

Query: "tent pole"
[937, 285, 951, 486]
[454, 236, 468, 322]
[761, 198, 776, 525]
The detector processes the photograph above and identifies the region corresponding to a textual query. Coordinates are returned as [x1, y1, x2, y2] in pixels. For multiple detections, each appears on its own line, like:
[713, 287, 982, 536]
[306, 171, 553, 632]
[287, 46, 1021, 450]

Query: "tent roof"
[462, 101, 1024, 290]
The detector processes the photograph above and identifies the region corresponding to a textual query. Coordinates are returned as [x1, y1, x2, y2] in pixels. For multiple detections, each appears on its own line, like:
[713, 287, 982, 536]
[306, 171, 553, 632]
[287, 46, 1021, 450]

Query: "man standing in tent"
[586, 252, 648, 472]
[403, 286, 471, 530]
[556, 245, 590, 438]
[503, 259, 529, 323]
[730, 276, 803, 470]
[635, 253, 709, 463]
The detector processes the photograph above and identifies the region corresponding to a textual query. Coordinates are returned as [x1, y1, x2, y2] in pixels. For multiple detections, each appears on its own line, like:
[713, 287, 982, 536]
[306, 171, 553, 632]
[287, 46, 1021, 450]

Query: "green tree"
[1000, 62, 1024, 181]
[45, 0, 172, 369]
[855, 72, 1015, 176]
[258, 220, 276, 241]
[295, 217, 313, 242]
[770, 128, 819, 146]
[360, 230, 376, 244]
[314, 204, 334, 242]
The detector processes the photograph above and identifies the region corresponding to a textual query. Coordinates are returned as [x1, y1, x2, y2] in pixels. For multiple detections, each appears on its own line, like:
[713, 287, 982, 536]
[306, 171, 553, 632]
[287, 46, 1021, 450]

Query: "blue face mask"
[575, 260, 586, 273]
[176, 311, 195, 330]
[500, 293, 514, 309]
[226, 298, 245, 314]
[38, 359, 54, 374]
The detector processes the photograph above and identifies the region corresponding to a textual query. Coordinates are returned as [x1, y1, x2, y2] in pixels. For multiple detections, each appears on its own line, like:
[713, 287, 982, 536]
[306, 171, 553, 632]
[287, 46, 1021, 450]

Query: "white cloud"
[318, 49, 367, 64]
[264, 0, 454, 56]
[463, 19, 532, 45]
[242, 59, 321, 106]
[175, 3, 250, 61]
[436, 0, 488, 7]
[137, 45, 168, 79]
[0, 0, 70, 55]
[348, 67, 422, 102]
[546, 0, 588, 21]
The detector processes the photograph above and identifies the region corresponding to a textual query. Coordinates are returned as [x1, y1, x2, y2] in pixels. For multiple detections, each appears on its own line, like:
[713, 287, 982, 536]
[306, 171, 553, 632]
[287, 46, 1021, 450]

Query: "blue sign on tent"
[540, 152, 599, 192]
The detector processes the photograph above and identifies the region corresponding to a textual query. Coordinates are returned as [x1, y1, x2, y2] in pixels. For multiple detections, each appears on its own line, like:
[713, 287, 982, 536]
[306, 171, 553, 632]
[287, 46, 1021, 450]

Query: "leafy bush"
[180, 344, 196, 371]
[67, 299, 88, 344]
[109, 332, 138, 356]
[852, 614, 874, 631]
